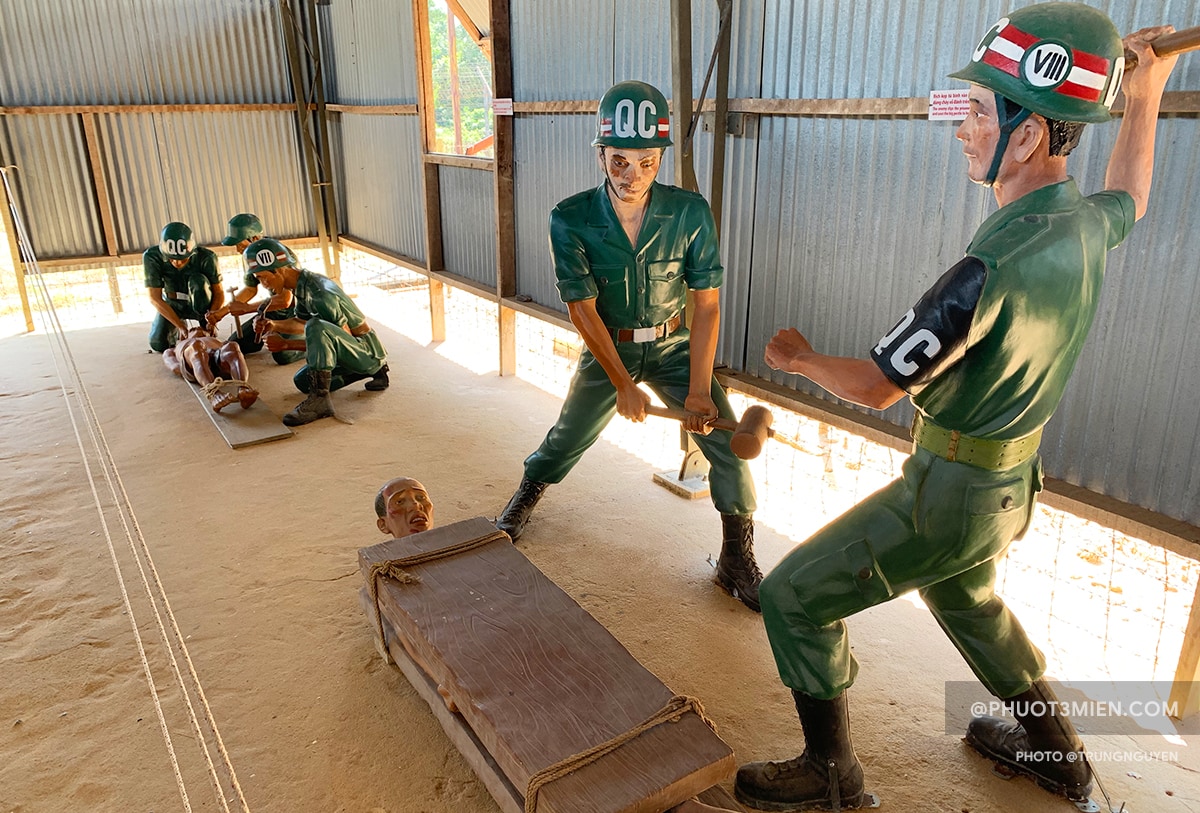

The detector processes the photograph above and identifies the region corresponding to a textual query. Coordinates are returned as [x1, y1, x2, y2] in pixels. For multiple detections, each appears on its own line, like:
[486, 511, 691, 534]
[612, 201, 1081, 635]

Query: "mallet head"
[730, 405, 773, 460]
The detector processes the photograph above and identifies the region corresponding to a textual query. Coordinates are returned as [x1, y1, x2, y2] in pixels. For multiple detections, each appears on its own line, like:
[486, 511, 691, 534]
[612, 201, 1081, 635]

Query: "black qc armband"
[871, 256, 987, 391]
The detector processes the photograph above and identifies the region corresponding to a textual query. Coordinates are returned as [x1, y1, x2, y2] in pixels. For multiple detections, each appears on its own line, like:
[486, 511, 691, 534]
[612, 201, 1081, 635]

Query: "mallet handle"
[644, 403, 739, 433]
[1125, 25, 1200, 69]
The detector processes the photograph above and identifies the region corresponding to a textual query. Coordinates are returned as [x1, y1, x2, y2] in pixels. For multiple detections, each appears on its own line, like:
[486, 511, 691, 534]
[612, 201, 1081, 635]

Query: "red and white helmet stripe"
[978, 19, 1112, 105]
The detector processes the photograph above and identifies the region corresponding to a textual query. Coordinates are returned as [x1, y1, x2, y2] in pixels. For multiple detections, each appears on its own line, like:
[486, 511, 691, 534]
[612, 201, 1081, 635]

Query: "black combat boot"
[365, 363, 390, 391]
[495, 477, 549, 542]
[283, 369, 335, 426]
[715, 513, 763, 612]
[736, 691, 867, 811]
[964, 678, 1092, 802]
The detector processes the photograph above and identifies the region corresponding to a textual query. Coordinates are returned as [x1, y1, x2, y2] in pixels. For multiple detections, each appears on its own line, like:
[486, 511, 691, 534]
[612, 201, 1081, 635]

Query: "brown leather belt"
[609, 314, 681, 343]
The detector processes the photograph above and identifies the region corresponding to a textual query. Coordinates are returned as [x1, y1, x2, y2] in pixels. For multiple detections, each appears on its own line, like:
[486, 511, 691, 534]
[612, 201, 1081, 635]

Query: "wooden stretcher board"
[185, 380, 293, 449]
[361, 599, 745, 813]
[358, 517, 738, 813]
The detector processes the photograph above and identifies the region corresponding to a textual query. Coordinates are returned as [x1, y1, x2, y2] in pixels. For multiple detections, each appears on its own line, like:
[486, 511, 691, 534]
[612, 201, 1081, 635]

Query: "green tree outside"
[428, 0, 494, 156]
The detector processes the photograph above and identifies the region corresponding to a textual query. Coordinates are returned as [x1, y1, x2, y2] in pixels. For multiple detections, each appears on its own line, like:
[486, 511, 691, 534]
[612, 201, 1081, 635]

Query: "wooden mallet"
[644, 402, 775, 460]
[1124, 25, 1200, 69]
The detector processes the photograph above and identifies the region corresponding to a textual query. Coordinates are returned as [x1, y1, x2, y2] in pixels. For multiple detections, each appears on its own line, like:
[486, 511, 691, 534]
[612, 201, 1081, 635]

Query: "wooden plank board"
[185, 381, 293, 449]
[359, 518, 736, 813]
[1169, 578, 1200, 719]
[359, 593, 745, 813]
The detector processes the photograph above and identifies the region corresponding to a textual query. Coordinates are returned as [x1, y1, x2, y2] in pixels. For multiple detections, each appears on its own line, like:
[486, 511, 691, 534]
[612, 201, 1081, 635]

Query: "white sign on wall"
[928, 89, 971, 121]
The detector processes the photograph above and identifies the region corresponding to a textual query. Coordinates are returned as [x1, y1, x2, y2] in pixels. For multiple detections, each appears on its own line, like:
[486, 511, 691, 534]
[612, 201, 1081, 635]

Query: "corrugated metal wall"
[439, 165, 497, 287]
[735, 0, 1200, 524]
[0, 0, 290, 106]
[0, 116, 103, 257]
[0, 0, 312, 256]
[333, 116, 427, 263]
[319, 0, 425, 261]
[4, 0, 1198, 524]
[320, 0, 420, 104]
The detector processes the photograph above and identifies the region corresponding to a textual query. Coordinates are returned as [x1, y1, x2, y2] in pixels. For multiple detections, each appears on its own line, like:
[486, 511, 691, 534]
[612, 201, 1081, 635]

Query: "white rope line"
[2, 167, 250, 813]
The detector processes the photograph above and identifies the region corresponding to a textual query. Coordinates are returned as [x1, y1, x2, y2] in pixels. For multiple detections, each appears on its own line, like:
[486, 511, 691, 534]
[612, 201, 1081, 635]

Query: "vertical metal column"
[280, 0, 340, 281]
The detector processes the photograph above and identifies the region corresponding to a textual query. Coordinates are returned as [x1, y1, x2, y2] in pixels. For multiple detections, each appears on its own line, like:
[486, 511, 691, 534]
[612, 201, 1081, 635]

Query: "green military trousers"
[760, 446, 1046, 700]
[292, 320, 386, 392]
[523, 329, 756, 516]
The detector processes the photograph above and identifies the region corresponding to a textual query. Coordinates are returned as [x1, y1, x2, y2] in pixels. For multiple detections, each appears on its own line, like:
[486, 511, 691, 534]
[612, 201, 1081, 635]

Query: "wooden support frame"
[414, 0, 447, 343]
[0, 167, 35, 332]
[1168, 584, 1200, 720]
[490, 0, 517, 376]
[80, 113, 123, 314]
[6, 93, 1198, 122]
[670, 0, 698, 193]
[302, 0, 342, 283]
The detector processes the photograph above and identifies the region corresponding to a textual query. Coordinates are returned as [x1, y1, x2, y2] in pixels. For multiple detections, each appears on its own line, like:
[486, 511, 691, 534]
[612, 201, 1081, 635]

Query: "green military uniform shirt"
[551, 181, 723, 325]
[143, 246, 221, 301]
[911, 180, 1134, 438]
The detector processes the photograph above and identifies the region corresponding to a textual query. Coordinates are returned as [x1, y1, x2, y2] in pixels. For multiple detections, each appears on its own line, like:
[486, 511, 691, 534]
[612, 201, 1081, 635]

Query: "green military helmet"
[222, 213, 264, 246]
[950, 2, 1124, 123]
[159, 222, 196, 259]
[244, 238, 297, 273]
[592, 80, 673, 149]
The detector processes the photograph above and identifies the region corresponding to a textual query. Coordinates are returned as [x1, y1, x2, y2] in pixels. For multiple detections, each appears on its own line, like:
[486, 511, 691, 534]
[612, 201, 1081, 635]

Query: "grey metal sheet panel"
[511, 0, 763, 103]
[512, 114, 597, 313]
[0, 0, 289, 106]
[321, 0, 419, 104]
[512, 0, 615, 100]
[439, 164, 496, 289]
[0, 116, 103, 258]
[743, 0, 1200, 524]
[743, 114, 979, 437]
[1050, 115, 1200, 523]
[334, 114, 427, 263]
[99, 111, 312, 254]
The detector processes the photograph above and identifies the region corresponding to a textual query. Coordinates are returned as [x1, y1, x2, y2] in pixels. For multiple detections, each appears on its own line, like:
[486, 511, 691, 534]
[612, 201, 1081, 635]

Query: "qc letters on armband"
[870, 256, 987, 391]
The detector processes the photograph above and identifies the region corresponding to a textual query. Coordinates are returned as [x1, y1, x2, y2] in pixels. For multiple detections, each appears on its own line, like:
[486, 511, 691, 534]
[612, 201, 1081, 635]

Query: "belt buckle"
[632, 326, 658, 343]
[172, 292, 190, 301]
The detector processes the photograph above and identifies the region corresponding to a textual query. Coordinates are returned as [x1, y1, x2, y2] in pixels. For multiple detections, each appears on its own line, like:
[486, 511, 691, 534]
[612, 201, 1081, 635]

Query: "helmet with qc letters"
[158, 222, 196, 259]
[222, 213, 264, 246]
[949, 2, 1125, 123]
[243, 238, 297, 274]
[592, 81, 673, 149]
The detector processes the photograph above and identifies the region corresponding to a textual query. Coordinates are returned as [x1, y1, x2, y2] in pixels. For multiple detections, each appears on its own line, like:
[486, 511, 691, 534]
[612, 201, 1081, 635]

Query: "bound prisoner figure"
[736, 4, 1178, 810]
[244, 238, 389, 426]
[205, 212, 305, 365]
[144, 221, 224, 352]
[495, 80, 762, 612]
[372, 477, 731, 813]
[375, 477, 435, 539]
[162, 326, 259, 413]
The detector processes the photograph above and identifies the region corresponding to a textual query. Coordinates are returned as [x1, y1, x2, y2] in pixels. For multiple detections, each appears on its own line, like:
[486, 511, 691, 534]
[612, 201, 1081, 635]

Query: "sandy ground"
[1, 316, 1197, 813]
